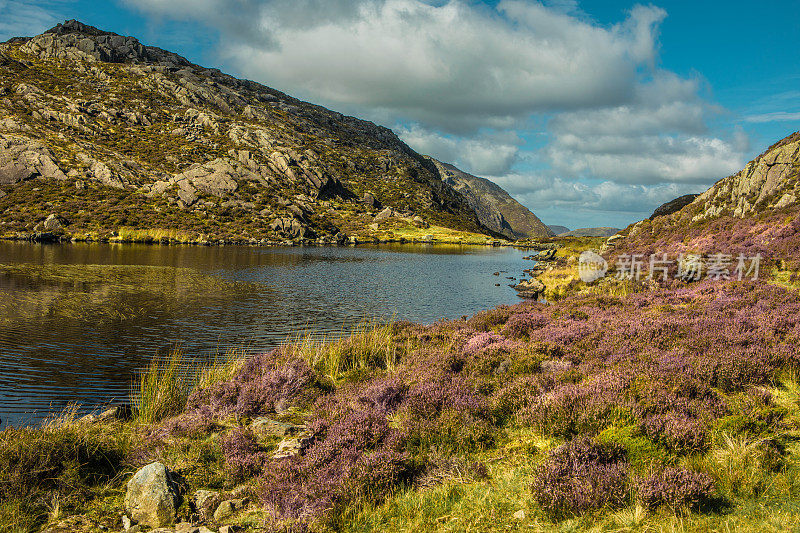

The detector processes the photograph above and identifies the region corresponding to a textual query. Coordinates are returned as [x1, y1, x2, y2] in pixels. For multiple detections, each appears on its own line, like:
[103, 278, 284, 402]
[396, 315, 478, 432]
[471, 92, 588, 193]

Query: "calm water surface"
[0, 241, 533, 426]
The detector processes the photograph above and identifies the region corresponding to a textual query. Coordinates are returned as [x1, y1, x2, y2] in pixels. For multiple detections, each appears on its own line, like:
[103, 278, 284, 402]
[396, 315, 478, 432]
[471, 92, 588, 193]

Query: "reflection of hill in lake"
[0, 263, 270, 324]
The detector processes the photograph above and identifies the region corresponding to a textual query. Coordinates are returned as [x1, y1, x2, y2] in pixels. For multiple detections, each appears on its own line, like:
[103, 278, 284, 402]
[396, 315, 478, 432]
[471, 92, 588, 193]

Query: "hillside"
[0, 20, 501, 245]
[547, 224, 570, 235]
[427, 158, 553, 239]
[559, 226, 620, 237]
[611, 131, 800, 267]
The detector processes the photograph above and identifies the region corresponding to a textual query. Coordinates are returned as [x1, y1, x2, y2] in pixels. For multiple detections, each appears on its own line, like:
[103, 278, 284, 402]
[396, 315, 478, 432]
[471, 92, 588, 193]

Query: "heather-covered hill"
[611, 132, 800, 268]
[0, 20, 502, 245]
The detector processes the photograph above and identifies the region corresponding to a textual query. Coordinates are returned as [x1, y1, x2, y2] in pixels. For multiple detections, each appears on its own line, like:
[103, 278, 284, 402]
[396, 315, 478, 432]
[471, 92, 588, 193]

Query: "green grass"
[132, 347, 193, 424]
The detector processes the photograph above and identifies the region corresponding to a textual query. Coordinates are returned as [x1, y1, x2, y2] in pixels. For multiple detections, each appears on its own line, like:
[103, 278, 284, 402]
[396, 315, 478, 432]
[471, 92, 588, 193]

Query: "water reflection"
[0, 241, 532, 426]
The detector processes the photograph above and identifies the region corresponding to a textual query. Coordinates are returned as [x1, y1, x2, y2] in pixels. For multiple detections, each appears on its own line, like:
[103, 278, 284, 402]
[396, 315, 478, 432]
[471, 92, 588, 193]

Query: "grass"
[132, 347, 193, 424]
[285, 319, 402, 383]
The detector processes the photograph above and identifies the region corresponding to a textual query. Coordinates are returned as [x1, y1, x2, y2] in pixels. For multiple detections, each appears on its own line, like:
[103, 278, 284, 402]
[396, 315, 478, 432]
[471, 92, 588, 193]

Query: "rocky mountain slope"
[0, 20, 506, 244]
[611, 131, 800, 265]
[427, 158, 552, 239]
[546, 224, 570, 235]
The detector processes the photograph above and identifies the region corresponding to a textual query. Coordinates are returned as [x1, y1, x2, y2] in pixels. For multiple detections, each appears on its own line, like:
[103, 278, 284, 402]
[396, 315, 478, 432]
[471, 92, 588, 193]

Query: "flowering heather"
[638, 467, 716, 511]
[126, 277, 800, 528]
[531, 437, 629, 519]
[185, 353, 321, 419]
[221, 427, 271, 480]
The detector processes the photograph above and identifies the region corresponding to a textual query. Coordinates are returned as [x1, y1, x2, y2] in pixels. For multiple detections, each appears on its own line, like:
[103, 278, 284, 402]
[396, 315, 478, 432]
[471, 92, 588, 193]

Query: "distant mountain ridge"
[559, 227, 620, 237]
[0, 20, 522, 244]
[427, 158, 553, 239]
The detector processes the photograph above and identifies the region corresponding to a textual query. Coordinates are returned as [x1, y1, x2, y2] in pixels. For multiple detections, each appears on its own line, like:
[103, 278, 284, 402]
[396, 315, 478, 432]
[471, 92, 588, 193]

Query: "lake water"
[0, 241, 534, 427]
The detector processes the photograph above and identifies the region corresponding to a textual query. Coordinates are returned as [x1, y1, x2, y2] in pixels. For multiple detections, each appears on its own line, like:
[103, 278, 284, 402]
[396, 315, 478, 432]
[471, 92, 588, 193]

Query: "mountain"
[426, 158, 552, 239]
[559, 227, 621, 237]
[612, 131, 800, 264]
[0, 20, 501, 244]
[547, 224, 570, 235]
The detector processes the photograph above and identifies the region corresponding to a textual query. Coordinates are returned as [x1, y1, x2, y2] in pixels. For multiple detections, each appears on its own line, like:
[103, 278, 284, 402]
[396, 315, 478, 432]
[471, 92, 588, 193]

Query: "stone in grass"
[124, 462, 180, 527]
[214, 498, 247, 523]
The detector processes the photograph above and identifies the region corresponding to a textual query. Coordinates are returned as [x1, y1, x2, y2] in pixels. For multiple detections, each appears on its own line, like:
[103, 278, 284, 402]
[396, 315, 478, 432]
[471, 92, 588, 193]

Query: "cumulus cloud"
[546, 74, 748, 184]
[491, 173, 702, 218]
[397, 125, 521, 175]
[125, 0, 669, 132]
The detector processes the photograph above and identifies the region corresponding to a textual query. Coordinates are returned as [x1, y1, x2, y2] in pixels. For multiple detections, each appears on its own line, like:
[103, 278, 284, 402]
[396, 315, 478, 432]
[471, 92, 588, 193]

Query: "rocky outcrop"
[21, 19, 190, 66]
[428, 158, 552, 239]
[0, 134, 66, 183]
[649, 194, 699, 219]
[692, 132, 800, 221]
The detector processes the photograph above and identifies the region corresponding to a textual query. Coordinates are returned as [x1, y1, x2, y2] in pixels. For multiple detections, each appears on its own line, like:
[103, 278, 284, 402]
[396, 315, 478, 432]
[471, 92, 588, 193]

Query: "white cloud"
[397, 125, 521, 175]
[546, 74, 748, 184]
[744, 111, 800, 123]
[0, 0, 71, 41]
[126, 0, 669, 133]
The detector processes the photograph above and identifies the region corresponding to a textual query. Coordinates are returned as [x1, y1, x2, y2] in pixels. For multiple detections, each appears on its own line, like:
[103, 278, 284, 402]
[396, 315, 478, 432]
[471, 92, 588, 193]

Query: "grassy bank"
[2, 277, 800, 532]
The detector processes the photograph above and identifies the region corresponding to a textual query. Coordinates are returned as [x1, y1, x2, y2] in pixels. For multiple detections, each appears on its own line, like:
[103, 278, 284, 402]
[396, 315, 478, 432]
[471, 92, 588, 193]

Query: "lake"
[0, 241, 535, 427]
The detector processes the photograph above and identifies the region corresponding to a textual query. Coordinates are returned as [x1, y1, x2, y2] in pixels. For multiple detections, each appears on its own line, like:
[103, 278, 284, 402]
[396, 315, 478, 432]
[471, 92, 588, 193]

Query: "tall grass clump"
[132, 348, 193, 424]
[196, 347, 246, 391]
[287, 319, 400, 382]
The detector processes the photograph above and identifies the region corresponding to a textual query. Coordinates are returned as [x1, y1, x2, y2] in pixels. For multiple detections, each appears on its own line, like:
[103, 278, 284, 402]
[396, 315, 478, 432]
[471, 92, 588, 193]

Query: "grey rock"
[43, 213, 68, 230]
[0, 162, 36, 185]
[251, 417, 303, 438]
[214, 498, 245, 523]
[124, 462, 180, 527]
[193, 489, 218, 509]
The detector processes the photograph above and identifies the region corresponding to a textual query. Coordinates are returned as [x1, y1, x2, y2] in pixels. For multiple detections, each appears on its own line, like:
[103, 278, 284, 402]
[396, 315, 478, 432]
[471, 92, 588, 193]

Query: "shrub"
[641, 413, 708, 453]
[638, 467, 715, 512]
[531, 437, 629, 519]
[221, 427, 271, 480]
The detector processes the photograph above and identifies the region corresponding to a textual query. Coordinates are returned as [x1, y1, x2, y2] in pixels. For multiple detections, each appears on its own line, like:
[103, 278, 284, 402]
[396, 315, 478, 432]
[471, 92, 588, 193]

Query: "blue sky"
[1, 1, 798, 229]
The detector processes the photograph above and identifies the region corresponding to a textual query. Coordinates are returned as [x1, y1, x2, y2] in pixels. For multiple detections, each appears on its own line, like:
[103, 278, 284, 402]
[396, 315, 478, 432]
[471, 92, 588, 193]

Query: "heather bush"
[221, 427, 271, 480]
[466, 305, 515, 331]
[638, 467, 715, 512]
[531, 437, 629, 519]
[524, 370, 631, 438]
[501, 311, 549, 339]
[641, 413, 709, 453]
[185, 355, 321, 419]
[260, 409, 413, 523]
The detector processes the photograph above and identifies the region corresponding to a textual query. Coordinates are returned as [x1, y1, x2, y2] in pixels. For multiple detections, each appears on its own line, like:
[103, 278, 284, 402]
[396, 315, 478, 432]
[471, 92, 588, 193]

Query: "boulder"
[124, 462, 180, 527]
[43, 213, 68, 230]
[0, 162, 36, 185]
[513, 277, 545, 299]
[374, 207, 396, 221]
[362, 192, 381, 208]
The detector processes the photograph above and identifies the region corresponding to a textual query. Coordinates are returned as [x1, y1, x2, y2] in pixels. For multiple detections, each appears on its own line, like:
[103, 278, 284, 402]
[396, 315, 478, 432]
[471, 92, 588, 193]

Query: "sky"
[1, 1, 798, 229]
